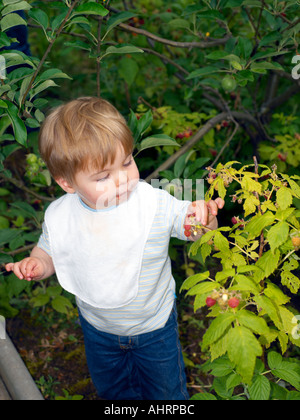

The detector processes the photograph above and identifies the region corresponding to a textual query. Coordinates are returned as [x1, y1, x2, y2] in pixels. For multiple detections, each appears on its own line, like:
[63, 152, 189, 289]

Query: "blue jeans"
[78, 303, 189, 400]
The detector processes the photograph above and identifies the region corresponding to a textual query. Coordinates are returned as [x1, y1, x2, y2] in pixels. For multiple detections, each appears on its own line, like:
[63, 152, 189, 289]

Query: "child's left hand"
[184, 198, 225, 240]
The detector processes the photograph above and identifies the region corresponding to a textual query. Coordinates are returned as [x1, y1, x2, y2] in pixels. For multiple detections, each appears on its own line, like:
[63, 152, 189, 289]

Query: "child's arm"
[5, 246, 55, 281]
[185, 198, 224, 241]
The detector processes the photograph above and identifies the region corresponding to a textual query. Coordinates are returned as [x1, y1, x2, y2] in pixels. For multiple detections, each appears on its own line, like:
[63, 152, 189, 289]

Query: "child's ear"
[55, 178, 76, 194]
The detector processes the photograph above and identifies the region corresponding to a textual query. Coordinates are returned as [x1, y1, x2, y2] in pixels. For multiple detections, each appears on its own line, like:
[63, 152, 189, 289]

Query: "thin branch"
[118, 22, 232, 49]
[144, 111, 265, 182]
[20, 0, 80, 107]
[0, 174, 55, 202]
[210, 121, 240, 168]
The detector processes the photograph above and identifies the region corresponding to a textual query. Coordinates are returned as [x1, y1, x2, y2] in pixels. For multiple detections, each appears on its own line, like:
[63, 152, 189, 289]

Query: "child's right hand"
[5, 257, 45, 281]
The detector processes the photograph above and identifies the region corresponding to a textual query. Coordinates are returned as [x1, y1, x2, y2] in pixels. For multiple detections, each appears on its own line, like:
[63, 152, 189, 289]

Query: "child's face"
[66, 146, 139, 210]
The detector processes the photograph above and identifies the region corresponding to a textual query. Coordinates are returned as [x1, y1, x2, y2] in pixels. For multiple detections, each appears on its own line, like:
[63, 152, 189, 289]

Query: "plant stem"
[20, 0, 80, 107]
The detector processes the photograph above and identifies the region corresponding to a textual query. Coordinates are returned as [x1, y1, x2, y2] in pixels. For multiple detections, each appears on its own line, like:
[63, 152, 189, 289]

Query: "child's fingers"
[207, 200, 219, 216]
[215, 197, 225, 209]
[5, 263, 14, 272]
[23, 259, 37, 281]
[196, 201, 208, 225]
[10, 263, 24, 280]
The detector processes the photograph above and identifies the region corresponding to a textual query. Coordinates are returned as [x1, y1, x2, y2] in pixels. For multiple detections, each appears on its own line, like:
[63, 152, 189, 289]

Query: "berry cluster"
[184, 213, 204, 238]
[206, 289, 241, 310]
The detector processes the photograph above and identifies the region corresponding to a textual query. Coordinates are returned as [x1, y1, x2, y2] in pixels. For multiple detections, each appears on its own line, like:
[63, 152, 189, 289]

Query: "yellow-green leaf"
[227, 326, 262, 384]
[276, 187, 293, 210]
[267, 221, 289, 253]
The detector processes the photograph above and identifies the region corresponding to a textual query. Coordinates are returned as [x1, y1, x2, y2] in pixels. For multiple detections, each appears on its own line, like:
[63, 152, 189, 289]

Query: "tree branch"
[118, 22, 232, 48]
[144, 111, 259, 182]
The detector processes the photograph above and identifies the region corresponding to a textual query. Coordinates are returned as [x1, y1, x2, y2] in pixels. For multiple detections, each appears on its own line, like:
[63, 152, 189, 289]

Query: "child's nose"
[115, 170, 128, 188]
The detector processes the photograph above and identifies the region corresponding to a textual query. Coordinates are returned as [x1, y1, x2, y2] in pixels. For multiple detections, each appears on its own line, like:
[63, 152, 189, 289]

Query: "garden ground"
[6, 300, 208, 400]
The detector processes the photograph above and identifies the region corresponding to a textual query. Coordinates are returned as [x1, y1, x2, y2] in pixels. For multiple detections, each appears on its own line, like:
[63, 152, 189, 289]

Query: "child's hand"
[184, 198, 225, 239]
[5, 257, 45, 281]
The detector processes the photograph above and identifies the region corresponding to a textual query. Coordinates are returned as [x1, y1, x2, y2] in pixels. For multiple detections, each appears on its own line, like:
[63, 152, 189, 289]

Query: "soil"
[6, 301, 210, 400]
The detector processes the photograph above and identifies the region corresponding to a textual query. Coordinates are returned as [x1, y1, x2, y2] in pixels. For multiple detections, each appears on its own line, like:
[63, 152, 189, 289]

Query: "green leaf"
[236, 310, 270, 335]
[0, 12, 27, 32]
[186, 66, 221, 80]
[186, 281, 219, 297]
[30, 294, 50, 308]
[11, 201, 37, 219]
[264, 282, 290, 305]
[202, 313, 236, 349]
[273, 363, 300, 391]
[245, 211, 275, 237]
[180, 271, 210, 292]
[276, 187, 293, 210]
[190, 392, 217, 400]
[105, 11, 136, 37]
[37, 68, 72, 82]
[227, 326, 262, 384]
[73, 2, 109, 17]
[30, 80, 58, 99]
[259, 31, 282, 48]
[249, 375, 271, 400]
[254, 249, 280, 281]
[281, 271, 300, 294]
[214, 231, 230, 254]
[267, 221, 289, 253]
[254, 295, 281, 330]
[230, 274, 261, 294]
[138, 135, 180, 153]
[1, 1, 31, 16]
[118, 57, 139, 87]
[3, 100, 27, 146]
[51, 295, 73, 314]
[103, 45, 144, 58]
[268, 351, 283, 370]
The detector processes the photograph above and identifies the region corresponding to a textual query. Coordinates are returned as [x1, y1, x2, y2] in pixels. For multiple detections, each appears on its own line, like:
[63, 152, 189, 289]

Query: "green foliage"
[181, 161, 300, 393]
[0, 0, 299, 400]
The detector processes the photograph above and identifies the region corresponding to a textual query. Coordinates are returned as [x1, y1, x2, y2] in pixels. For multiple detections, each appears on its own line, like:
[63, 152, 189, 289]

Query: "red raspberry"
[184, 225, 192, 231]
[206, 297, 217, 307]
[228, 297, 240, 308]
[184, 230, 192, 237]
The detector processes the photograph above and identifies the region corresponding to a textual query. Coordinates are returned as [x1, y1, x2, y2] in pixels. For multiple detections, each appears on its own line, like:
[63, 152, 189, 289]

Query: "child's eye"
[97, 174, 109, 182]
[123, 158, 133, 167]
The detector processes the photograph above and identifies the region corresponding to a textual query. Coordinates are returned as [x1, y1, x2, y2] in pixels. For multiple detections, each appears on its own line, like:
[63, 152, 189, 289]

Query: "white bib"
[45, 181, 157, 308]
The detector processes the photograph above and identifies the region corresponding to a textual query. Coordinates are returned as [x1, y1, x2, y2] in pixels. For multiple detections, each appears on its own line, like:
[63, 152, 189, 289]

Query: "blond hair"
[38, 97, 134, 184]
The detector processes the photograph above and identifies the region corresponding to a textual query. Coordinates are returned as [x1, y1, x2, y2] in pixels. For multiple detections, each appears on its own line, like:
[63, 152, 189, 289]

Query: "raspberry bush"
[181, 160, 300, 399]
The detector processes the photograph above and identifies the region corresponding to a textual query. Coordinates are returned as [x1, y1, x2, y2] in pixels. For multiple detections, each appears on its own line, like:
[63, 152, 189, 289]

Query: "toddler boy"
[6, 97, 224, 400]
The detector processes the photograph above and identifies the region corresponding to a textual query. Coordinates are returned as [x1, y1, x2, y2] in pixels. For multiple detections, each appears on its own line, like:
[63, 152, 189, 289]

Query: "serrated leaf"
[254, 295, 281, 330]
[245, 211, 275, 237]
[202, 313, 236, 349]
[249, 375, 271, 400]
[230, 274, 261, 294]
[236, 310, 270, 335]
[214, 231, 230, 254]
[254, 249, 280, 281]
[227, 326, 262, 384]
[273, 363, 300, 391]
[180, 271, 210, 292]
[267, 221, 289, 254]
[281, 271, 300, 294]
[186, 281, 219, 297]
[51, 295, 73, 314]
[276, 187, 293, 210]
